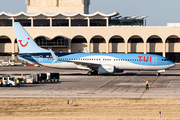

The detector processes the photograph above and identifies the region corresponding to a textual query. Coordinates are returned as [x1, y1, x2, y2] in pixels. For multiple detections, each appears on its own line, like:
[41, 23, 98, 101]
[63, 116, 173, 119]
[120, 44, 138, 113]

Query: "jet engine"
[98, 65, 116, 74]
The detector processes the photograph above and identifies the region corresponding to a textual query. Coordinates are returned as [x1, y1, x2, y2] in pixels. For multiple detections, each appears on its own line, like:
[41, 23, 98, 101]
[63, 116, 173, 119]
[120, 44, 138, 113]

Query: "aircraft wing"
[49, 49, 101, 69]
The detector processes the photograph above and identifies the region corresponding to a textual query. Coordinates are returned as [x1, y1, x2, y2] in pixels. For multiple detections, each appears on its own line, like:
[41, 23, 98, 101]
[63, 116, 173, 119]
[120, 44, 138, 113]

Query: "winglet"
[83, 47, 88, 53]
[49, 49, 58, 63]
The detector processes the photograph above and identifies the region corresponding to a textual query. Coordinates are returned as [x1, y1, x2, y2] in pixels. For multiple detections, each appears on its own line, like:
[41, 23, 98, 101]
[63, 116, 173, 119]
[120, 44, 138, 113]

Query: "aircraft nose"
[173, 63, 176, 67]
[169, 62, 176, 68]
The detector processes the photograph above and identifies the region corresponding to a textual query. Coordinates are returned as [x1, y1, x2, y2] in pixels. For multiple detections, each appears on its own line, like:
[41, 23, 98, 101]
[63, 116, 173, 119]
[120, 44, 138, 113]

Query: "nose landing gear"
[156, 73, 161, 76]
[157, 70, 165, 76]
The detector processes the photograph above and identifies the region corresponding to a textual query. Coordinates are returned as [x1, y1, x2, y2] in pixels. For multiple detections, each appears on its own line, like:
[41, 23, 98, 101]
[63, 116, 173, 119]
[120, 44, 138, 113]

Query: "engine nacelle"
[98, 65, 116, 74]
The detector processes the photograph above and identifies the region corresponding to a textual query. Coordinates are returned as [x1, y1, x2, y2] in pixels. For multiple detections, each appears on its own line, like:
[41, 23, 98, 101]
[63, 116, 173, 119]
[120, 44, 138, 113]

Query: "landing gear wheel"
[92, 71, 98, 75]
[88, 71, 92, 76]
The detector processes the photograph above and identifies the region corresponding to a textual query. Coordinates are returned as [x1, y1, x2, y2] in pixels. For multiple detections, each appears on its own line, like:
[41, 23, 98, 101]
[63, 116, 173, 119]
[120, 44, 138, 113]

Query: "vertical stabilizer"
[13, 22, 49, 53]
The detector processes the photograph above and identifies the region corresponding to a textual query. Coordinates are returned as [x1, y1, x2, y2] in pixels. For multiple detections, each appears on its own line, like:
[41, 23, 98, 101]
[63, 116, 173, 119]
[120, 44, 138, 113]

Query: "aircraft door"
[39, 55, 43, 63]
[152, 57, 157, 65]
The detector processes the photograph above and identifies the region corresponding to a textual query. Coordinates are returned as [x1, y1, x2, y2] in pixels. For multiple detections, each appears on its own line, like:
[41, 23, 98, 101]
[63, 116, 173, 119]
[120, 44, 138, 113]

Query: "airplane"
[13, 22, 175, 75]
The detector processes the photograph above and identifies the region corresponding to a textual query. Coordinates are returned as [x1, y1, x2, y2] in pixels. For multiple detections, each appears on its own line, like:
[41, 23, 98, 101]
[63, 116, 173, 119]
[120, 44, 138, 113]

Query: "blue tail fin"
[13, 22, 49, 53]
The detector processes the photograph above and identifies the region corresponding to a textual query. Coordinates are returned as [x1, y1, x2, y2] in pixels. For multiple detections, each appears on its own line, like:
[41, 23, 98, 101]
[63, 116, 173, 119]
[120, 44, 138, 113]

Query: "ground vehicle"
[0, 59, 22, 66]
[39, 73, 47, 82]
[47, 73, 60, 82]
[0, 60, 13, 66]
[25, 74, 39, 84]
[25, 73, 60, 83]
[17, 77, 25, 84]
[0, 76, 17, 87]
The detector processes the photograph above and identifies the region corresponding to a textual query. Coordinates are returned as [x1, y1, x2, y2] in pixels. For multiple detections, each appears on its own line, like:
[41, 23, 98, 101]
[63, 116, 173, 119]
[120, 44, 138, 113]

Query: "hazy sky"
[0, 0, 179, 26]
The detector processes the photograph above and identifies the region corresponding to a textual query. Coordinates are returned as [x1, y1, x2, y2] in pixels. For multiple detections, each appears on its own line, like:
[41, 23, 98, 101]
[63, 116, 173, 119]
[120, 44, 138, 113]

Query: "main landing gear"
[87, 70, 98, 76]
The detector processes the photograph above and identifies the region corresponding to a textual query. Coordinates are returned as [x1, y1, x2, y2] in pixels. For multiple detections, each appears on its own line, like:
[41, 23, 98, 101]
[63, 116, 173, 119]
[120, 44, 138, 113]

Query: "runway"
[0, 64, 180, 98]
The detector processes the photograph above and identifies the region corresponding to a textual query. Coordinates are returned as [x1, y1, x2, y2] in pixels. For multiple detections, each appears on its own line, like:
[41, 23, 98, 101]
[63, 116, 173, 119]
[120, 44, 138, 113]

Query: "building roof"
[0, 11, 119, 18]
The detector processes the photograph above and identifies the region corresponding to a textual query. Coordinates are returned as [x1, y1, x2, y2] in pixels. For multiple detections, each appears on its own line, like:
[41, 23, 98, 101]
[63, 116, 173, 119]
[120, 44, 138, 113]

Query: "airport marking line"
[86, 76, 119, 94]
[166, 80, 172, 88]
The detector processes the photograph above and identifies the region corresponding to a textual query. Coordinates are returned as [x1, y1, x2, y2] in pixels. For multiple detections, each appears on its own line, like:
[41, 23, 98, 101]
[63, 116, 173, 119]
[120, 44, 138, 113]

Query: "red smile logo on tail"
[19, 38, 30, 47]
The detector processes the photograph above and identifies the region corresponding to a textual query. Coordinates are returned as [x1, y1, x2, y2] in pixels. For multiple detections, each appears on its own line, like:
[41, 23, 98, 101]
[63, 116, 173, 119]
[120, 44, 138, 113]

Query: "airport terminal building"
[0, 0, 180, 62]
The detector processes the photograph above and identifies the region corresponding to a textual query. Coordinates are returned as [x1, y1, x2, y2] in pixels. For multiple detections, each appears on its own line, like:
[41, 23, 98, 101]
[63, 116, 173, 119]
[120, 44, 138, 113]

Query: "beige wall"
[0, 43, 12, 52]
[147, 43, 163, 53]
[4, 44, 12, 52]
[1, 26, 180, 57]
[109, 43, 125, 53]
[128, 43, 144, 53]
[166, 43, 180, 52]
[71, 43, 87, 52]
[90, 43, 106, 53]
[27, 0, 88, 13]
[14, 43, 18, 53]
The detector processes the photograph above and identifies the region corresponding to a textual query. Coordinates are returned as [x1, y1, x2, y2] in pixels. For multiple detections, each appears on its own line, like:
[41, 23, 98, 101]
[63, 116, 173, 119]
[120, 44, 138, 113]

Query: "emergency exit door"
[39, 55, 43, 63]
[152, 57, 157, 65]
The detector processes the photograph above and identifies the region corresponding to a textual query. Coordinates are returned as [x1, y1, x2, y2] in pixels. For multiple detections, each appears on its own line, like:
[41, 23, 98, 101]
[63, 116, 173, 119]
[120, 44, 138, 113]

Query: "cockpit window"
[162, 59, 168, 61]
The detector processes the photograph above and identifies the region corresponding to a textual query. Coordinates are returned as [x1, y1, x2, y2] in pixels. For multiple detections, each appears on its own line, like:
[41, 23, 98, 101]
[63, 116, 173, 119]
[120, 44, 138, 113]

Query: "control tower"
[26, 0, 90, 14]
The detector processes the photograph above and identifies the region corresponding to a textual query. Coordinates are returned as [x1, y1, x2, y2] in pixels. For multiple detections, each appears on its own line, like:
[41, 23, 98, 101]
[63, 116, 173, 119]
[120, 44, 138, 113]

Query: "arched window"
[147, 35, 162, 43]
[34, 36, 69, 47]
[0, 36, 11, 43]
[128, 35, 143, 43]
[72, 36, 87, 43]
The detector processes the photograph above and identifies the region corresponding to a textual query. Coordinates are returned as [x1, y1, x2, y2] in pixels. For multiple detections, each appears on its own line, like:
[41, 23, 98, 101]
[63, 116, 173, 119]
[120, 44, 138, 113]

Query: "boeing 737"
[13, 22, 175, 75]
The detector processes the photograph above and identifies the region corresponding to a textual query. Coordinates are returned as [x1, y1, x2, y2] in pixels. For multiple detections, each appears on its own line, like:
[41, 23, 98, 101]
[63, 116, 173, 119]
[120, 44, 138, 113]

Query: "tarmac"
[0, 64, 180, 98]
